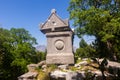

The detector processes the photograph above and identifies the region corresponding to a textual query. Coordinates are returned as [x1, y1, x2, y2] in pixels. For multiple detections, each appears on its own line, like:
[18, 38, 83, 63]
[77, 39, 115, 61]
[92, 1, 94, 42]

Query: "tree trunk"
[106, 41, 117, 61]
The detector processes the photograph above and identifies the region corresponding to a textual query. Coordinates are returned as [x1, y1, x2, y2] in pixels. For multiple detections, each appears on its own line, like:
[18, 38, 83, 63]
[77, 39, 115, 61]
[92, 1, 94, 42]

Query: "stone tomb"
[40, 9, 74, 64]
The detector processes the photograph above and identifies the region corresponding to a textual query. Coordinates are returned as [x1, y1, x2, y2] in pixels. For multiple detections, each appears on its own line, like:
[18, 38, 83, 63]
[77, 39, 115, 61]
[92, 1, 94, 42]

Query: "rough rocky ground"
[18, 58, 120, 80]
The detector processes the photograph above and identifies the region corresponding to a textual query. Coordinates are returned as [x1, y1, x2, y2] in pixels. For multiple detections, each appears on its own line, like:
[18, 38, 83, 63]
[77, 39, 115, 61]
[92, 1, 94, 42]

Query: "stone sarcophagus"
[40, 9, 74, 64]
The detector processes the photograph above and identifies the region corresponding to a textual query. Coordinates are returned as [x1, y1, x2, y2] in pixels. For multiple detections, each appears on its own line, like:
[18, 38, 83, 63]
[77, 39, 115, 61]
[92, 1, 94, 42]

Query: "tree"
[0, 28, 38, 80]
[33, 51, 46, 63]
[10, 28, 37, 79]
[68, 0, 120, 61]
[75, 38, 95, 58]
[0, 28, 14, 80]
[10, 28, 37, 62]
[79, 38, 87, 48]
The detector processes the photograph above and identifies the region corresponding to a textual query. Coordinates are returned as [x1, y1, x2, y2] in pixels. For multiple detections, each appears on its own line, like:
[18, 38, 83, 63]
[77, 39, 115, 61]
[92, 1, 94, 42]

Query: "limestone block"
[37, 60, 46, 67]
[66, 72, 83, 80]
[58, 64, 69, 70]
[50, 70, 67, 79]
[18, 72, 38, 80]
[27, 64, 38, 72]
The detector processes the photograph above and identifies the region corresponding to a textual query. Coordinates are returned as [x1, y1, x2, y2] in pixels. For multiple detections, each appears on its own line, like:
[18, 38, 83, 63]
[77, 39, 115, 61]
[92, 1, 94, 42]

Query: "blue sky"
[0, 0, 94, 48]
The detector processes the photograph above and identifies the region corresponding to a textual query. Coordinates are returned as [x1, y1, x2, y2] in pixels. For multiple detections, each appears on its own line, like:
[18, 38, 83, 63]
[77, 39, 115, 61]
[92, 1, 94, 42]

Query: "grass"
[37, 64, 57, 80]
[37, 70, 50, 80]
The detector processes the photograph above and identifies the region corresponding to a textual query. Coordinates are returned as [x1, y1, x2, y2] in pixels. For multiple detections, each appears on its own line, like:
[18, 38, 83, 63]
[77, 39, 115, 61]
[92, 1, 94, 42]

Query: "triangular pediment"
[40, 10, 69, 31]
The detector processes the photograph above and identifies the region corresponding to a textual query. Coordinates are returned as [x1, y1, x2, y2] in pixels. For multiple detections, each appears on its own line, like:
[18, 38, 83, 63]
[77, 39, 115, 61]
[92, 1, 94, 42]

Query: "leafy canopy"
[0, 28, 46, 80]
[68, 0, 120, 61]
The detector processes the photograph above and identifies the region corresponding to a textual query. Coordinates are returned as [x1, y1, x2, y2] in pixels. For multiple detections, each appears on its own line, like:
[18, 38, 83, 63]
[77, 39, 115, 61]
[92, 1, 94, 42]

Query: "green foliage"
[37, 64, 57, 80]
[37, 70, 50, 80]
[76, 58, 82, 63]
[34, 51, 46, 63]
[75, 39, 95, 58]
[0, 28, 45, 80]
[68, 0, 120, 61]
[0, 28, 13, 80]
[69, 66, 78, 71]
[84, 71, 95, 80]
[79, 38, 87, 48]
[9, 28, 37, 78]
[47, 64, 57, 72]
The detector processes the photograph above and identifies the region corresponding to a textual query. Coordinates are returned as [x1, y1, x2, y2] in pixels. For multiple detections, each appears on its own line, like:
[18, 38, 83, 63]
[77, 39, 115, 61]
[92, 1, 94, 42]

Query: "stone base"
[46, 53, 74, 64]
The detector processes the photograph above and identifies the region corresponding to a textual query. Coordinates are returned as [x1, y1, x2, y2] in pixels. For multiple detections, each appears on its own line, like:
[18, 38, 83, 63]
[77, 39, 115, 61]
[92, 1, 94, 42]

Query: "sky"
[0, 0, 94, 48]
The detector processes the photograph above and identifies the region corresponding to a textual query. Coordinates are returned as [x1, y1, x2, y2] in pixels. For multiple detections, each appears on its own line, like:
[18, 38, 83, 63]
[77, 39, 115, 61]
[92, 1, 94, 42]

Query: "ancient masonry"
[40, 9, 74, 64]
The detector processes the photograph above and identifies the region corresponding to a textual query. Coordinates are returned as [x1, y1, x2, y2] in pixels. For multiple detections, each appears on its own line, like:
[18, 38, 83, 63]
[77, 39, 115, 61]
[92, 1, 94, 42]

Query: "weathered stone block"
[18, 72, 38, 80]
[27, 64, 38, 72]
[66, 72, 84, 80]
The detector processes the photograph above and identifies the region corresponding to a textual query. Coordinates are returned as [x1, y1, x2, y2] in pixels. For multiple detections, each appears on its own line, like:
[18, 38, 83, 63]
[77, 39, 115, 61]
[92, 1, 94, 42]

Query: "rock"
[107, 61, 120, 77]
[58, 64, 69, 70]
[75, 61, 88, 67]
[66, 72, 83, 80]
[42, 64, 47, 71]
[66, 72, 77, 80]
[78, 71, 85, 78]
[37, 60, 46, 67]
[42, 65, 47, 69]
[50, 70, 85, 80]
[82, 58, 88, 61]
[74, 64, 80, 67]
[92, 71, 115, 80]
[107, 60, 120, 68]
[27, 64, 38, 72]
[92, 71, 102, 77]
[79, 61, 88, 65]
[18, 72, 38, 80]
[50, 70, 67, 79]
